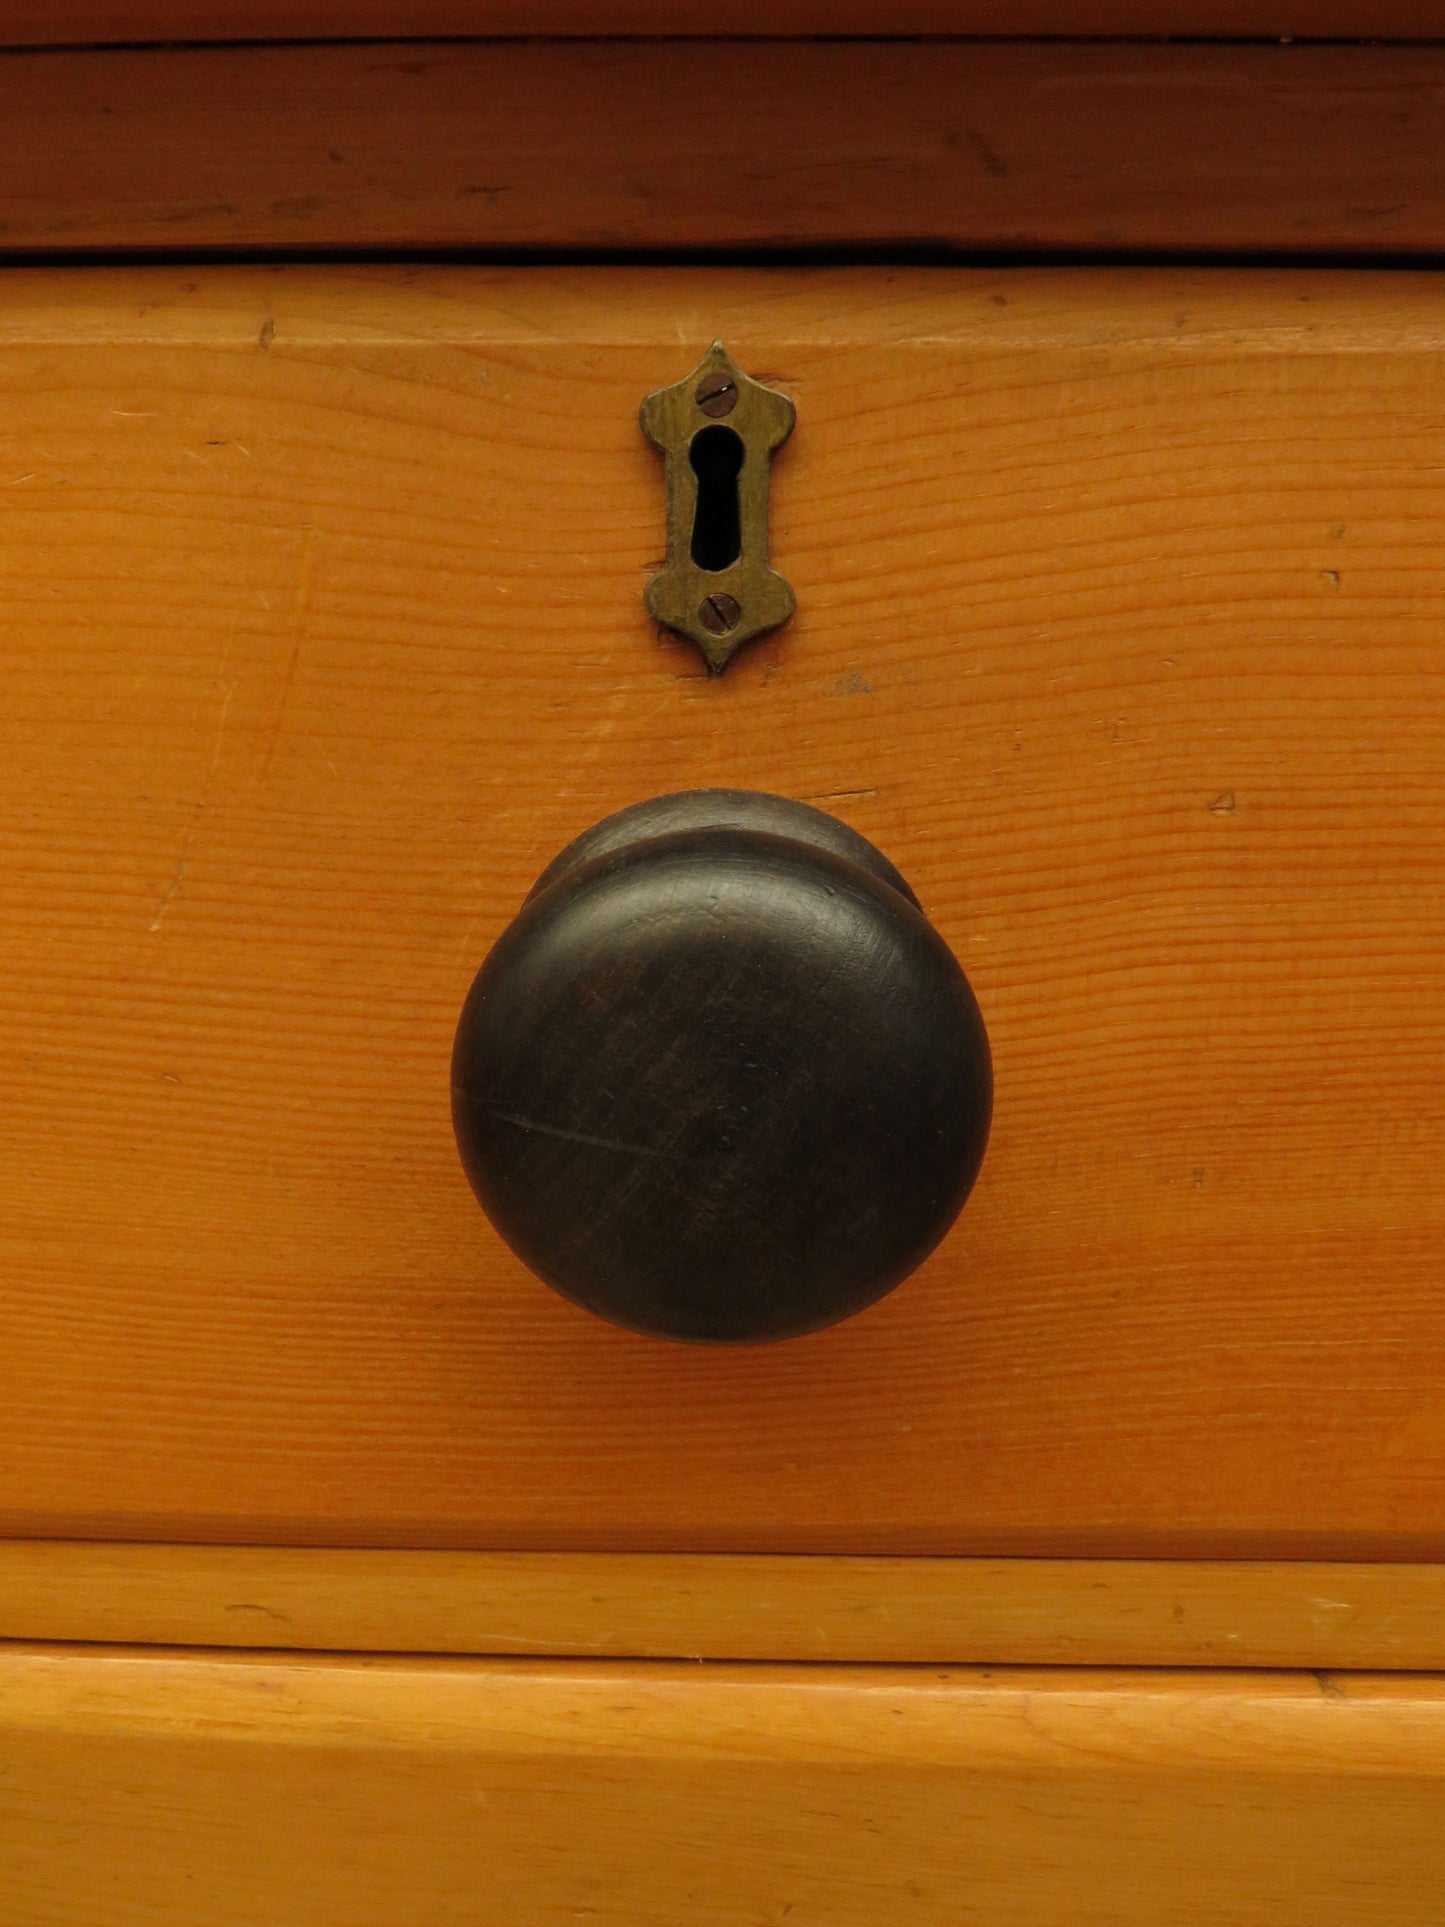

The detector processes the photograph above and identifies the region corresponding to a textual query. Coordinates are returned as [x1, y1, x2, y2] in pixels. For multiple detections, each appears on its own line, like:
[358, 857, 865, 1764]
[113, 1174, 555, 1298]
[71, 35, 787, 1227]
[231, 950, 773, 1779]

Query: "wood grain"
[2, 265, 1445, 1556]
[4, 3, 1442, 41]
[0, 41, 1444, 255]
[6, 1648, 1445, 1925]
[11, 1544, 1445, 1668]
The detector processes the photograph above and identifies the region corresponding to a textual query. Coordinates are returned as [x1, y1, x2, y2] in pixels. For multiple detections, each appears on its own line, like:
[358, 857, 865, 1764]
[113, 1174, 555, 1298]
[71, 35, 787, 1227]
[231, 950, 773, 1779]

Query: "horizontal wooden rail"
[5, 1648, 1445, 1924]
[9, 1543, 1445, 1667]
[4, 4, 1444, 41]
[8, 4, 1445, 41]
[0, 40, 1441, 255]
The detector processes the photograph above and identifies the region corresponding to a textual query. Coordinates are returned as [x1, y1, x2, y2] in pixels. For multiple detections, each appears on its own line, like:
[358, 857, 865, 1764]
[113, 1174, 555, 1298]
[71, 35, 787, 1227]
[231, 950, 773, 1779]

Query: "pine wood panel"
[0, 41, 1444, 256]
[4, 3, 1441, 40]
[2, 265, 1445, 1556]
[11, 1544, 1445, 1668]
[5, 1648, 1445, 1925]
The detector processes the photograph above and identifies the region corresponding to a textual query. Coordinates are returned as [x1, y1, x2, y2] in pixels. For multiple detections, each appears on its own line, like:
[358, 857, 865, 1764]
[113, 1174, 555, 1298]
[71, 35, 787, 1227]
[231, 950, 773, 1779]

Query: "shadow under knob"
[451, 790, 991, 1343]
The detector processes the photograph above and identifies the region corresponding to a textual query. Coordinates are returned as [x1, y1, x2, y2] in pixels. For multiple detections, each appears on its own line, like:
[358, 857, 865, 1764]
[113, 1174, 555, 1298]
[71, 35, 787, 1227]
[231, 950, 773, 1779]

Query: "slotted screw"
[695, 371, 739, 418]
[698, 593, 741, 635]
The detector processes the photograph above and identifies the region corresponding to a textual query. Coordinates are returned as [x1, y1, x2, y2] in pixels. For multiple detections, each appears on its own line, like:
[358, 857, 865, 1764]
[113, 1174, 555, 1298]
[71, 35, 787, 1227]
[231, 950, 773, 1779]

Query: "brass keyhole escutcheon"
[640, 342, 796, 674]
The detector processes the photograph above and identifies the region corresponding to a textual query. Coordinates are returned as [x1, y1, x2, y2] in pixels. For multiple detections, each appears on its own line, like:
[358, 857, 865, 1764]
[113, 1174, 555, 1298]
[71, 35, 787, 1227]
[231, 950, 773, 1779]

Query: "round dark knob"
[451, 791, 991, 1343]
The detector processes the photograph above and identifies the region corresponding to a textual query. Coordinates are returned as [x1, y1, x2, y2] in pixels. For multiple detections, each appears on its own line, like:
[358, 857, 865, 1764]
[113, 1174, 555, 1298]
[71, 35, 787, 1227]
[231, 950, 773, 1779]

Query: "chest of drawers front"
[4, 26, 1445, 1921]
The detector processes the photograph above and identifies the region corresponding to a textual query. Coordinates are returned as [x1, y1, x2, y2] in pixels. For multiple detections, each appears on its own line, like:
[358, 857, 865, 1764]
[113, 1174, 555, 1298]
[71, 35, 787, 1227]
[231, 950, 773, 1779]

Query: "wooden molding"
[0, 40, 1442, 255]
[6, 1648, 1445, 1922]
[9, 1543, 1445, 1668]
[3, 4, 1444, 41]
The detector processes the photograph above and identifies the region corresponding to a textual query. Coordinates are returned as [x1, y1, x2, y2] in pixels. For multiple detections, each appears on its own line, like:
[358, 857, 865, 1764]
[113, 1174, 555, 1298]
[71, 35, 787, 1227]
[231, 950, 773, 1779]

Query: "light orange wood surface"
[0, 41, 1444, 255]
[5, 3, 1442, 39]
[5, 1648, 1445, 1925]
[2, 266, 1445, 1557]
[12, 1544, 1445, 1668]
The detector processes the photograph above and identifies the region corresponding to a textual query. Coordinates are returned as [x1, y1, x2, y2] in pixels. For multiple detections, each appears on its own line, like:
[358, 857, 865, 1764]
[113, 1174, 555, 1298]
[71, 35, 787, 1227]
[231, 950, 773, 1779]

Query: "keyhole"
[689, 426, 744, 572]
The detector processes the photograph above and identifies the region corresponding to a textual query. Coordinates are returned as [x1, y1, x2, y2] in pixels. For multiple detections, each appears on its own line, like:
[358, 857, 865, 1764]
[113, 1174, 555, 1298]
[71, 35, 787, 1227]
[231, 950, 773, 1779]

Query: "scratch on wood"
[259, 529, 318, 784]
[150, 671, 237, 933]
[955, 124, 1010, 179]
[148, 851, 191, 932]
[486, 1109, 673, 1161]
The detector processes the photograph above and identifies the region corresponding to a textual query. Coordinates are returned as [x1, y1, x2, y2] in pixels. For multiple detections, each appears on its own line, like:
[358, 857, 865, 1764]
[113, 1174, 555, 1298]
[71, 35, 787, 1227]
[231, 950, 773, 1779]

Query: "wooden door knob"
[451, 791, 992, 1342]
